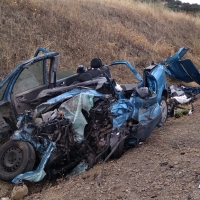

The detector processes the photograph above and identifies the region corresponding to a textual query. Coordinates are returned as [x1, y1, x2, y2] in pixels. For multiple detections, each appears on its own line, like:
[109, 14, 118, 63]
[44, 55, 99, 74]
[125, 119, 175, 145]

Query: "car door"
[10, 52, 59, 115]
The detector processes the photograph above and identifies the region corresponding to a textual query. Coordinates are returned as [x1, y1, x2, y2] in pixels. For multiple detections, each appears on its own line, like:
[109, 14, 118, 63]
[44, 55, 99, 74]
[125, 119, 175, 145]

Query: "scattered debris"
[167, 84, 200, 117]
[174, 107, 191, 118]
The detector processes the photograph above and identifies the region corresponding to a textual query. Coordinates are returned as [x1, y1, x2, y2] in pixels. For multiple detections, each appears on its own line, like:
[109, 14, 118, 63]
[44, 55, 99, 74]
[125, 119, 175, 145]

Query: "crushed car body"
[0, 47, 168, 183]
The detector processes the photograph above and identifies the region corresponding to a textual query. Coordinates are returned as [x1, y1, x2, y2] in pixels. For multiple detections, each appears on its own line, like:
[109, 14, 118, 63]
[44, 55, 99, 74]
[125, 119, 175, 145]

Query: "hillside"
[1, 0, 200, 199]
[1, 0, 200, 80]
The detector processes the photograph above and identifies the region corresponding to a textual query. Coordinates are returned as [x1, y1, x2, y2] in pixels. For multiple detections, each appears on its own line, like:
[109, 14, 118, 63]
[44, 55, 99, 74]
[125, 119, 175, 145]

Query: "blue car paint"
[150, 63, 168, 102]
[0, 51, 59, 102]
[111, 98, 138, 128]
[12, 142, 56, 184]
[181, 85, 200, 95]
[111, 91, 162, 132]
[34, 47, 50, 57]
[164, 47, 200, 85]
[164, 47, 188, 64]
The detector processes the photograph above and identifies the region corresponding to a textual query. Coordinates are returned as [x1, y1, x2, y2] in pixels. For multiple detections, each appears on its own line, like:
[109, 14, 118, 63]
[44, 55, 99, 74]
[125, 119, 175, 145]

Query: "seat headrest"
[91, 58, 103, 69]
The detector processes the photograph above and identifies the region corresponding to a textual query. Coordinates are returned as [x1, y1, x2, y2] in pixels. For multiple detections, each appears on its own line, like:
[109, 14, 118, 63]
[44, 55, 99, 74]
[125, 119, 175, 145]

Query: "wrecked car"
[0, 47, 168, 183]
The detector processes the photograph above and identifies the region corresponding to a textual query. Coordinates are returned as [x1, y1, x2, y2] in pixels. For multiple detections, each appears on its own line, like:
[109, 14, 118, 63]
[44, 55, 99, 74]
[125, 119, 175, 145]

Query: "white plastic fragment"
[188, 109, 193, 115]
[172, 95, 192, 104]
[139, 142, 144, 145]
[115, 83, 123, 92]
[1, 198, 11, 200]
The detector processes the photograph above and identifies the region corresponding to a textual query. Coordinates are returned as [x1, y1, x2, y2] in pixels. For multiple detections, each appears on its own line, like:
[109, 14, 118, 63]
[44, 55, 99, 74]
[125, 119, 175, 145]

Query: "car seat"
[87, 58, 103, 78]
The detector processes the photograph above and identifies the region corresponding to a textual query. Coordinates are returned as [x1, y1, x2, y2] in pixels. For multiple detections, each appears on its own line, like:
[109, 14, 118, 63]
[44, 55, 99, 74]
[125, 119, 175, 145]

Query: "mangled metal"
[164, 47, 200, 85]
[0, 48, 170, 183]
[12, 142, 56, 184]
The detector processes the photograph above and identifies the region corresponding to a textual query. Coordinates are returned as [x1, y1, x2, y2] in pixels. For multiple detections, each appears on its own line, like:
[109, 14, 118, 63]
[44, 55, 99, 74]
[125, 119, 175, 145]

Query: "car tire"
[160, 96, 168, 123]
[112, 139, 125, 159]
[0, 140, 36, 181]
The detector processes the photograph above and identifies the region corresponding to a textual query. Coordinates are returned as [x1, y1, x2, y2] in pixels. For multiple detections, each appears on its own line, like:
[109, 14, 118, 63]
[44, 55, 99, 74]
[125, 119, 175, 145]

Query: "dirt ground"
[1, 97, 200, 200]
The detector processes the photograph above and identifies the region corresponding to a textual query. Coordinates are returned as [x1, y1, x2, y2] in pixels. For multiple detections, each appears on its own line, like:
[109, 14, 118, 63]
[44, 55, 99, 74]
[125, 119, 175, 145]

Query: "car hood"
[164, 47, 200, 85]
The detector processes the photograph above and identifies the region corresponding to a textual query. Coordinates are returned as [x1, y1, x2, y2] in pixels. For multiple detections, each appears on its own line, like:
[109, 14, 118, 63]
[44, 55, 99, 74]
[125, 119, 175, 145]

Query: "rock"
[1, 198, 11, 200]
[174, 161, 178, 165]
[160, 162, 168, 166]
[117, 194, 123, 199]
[11, 184, 28, 200]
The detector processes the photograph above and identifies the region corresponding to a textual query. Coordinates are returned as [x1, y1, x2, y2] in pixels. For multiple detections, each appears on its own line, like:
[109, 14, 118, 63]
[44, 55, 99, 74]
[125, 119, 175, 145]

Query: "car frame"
[0, 48, 168, 183]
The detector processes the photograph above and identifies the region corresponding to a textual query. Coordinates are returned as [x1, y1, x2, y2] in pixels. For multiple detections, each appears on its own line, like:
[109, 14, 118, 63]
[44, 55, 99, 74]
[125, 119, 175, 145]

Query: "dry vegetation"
[0, 0, 200, 82]
[2, 1, 200, 199]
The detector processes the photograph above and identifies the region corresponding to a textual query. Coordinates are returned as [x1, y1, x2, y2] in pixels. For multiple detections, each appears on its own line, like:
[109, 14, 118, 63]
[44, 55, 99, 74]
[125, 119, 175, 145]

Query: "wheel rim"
[160, 99, 167, 123]
[1, 146, 23, 172]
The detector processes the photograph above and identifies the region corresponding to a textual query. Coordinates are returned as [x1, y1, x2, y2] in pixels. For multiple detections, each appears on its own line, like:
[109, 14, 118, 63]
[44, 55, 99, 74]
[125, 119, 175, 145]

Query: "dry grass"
[0, 0, 200, 81]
